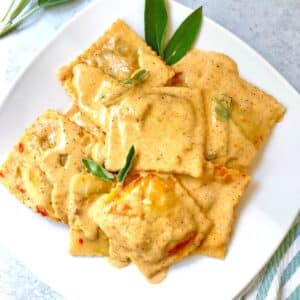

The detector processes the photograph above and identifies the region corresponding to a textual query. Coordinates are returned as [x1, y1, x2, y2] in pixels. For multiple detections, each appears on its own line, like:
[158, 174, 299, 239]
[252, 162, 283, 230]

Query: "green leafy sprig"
[214, 95, 232, 122]
[0, 0, 73, 37]
[83, 145, 135, 184]
[145, 0, 203, 65]
[123, 69, 150, 86]
[82, 159, 115, 183]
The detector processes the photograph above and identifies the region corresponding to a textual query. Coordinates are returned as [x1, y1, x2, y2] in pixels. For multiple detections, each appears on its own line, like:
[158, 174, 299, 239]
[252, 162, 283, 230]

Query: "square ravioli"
[57, 20, 174, 119]
[0, 110, 103, 224]
[177, 163, 250, 258]
[89, 173, 211, 281]
[0, 110, 65, 221]
[105, 87, 205, 177]
[173, 49, 285, 170]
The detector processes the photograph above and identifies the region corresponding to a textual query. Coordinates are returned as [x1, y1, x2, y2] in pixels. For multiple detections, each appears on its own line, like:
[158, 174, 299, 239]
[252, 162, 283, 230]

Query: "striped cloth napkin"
[238, 214, 300, 300]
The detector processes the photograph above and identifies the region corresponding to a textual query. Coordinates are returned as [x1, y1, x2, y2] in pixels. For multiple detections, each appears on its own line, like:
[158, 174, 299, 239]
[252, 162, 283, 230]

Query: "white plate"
[0, 1, 299, 299]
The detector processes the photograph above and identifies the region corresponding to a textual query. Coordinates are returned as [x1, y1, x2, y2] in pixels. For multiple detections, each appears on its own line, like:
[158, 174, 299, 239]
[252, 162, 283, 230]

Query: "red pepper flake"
[214, 165, 227, 177]
[108, 205, 116, 215]
[168, 72, 183, 86]
[253, 136, 264, 145]
[224, 174, 233, 183]
[16, 185, 26, 193]
[168, 234, 195, 256]
[36, 205, 48, 217]
[18, 143, 24, 153]
[219, 168, 227, 176]
[122, 203, 131, 211]
[123, 173, 140, 187]
[214, 164, 222, 171]
[109, 203, 131, 216]
[79, 238, 84, 245]
[0, 172, 4, 178]
[241, 173, 247, 178]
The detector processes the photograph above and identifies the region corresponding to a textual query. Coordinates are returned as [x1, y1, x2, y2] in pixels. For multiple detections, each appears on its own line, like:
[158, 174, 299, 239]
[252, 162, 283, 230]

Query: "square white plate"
[0, 1, 299, 299]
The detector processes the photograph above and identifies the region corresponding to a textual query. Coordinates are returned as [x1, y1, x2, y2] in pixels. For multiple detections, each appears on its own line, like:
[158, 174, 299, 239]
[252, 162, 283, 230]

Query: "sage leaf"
[82, 159, 115, 182]
[206, 151, 217, 161]
[123, 69, 150, 85]
[5, 0, 29, 21]
[38, 0, 72, 8]
[145, 0, 168, 55]
[163, 6, 203, 65]
[0, 0, 73, 37]
[117, 145, 135, 184]
[214, 94, 232, 122]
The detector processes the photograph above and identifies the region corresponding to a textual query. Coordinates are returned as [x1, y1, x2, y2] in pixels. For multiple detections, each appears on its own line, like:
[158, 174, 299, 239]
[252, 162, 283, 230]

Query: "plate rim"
[0, 0, 299, 298]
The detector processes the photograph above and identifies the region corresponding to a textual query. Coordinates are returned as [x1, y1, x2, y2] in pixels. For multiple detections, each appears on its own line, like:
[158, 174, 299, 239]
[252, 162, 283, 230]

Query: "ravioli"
[39, 114, 100, 223]
[105, 87, 206, 177]
[68, 173, 111, 256]
[173, 49, 285, 170]
[89, 173, 211, 281]
[57, 20, 174, 130]
[0, 110, 102, 223]
[178, 163, 250, 258]
[0, 110, 64, 220]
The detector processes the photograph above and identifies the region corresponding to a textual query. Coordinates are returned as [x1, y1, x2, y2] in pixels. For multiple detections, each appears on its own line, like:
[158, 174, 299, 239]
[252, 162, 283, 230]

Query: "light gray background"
[0, 0, 299, 299]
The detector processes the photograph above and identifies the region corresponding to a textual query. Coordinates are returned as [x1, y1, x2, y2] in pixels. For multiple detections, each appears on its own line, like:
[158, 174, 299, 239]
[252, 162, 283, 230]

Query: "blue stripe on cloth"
[285, 285, 300, 300]
[280, 251, 300, 288]
[256, 222, 300, 300]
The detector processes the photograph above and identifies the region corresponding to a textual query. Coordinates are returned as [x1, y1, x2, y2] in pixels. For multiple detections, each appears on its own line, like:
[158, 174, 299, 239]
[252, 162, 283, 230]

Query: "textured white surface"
[0, 0, 299, 299]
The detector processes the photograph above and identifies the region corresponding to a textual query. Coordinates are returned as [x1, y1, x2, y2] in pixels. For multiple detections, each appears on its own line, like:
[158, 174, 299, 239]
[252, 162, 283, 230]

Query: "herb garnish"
[82, 145, 135, 184]
[145, 0, 168, 56]
[163, 7, 203, 65]
[123, 69, 150, 85]
[206, 151, 217, 161]
[0, 0, 73, 37]
[117, 145, 135, 183]
[214, 95, 232, 122]
[82, 159, 115, 182]
[145, 1, 203, 65]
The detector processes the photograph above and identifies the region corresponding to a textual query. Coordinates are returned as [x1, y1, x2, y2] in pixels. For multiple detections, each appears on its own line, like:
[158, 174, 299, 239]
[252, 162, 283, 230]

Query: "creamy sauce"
[89, 173, 211, 281]
[68, 173, 111, 239]
[173, 49, 285, 170]
[69, 228, 109, 256]
[57, 20, 174, 128]
[178, 162, 250, 258]
[104, 87, 205, 177]
[40, 114, 96, 223]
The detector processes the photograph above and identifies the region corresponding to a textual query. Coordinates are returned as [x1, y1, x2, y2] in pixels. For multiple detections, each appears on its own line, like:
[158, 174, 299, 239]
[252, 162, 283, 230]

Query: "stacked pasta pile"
[0, 20, 285, 282]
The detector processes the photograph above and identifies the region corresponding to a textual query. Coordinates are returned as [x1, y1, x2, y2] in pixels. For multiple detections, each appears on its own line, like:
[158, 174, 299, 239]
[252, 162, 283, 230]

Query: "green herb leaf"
[0, 0, 73, 38]
[163, 6, 203, 65]
[4, 0, 29, 21]
[206, 151, 217, 161]
[0, 4, 39, 37]
[82, 159, 115, 182]
[0, 0, 15, 22]
[214, 94, 232, 122]
[123, 69, 150, 85]
[144, 0, 168, 55]
[38, 0, 72, 8]
[215, 106, 230, 121]
[117, 145, 135, 184]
